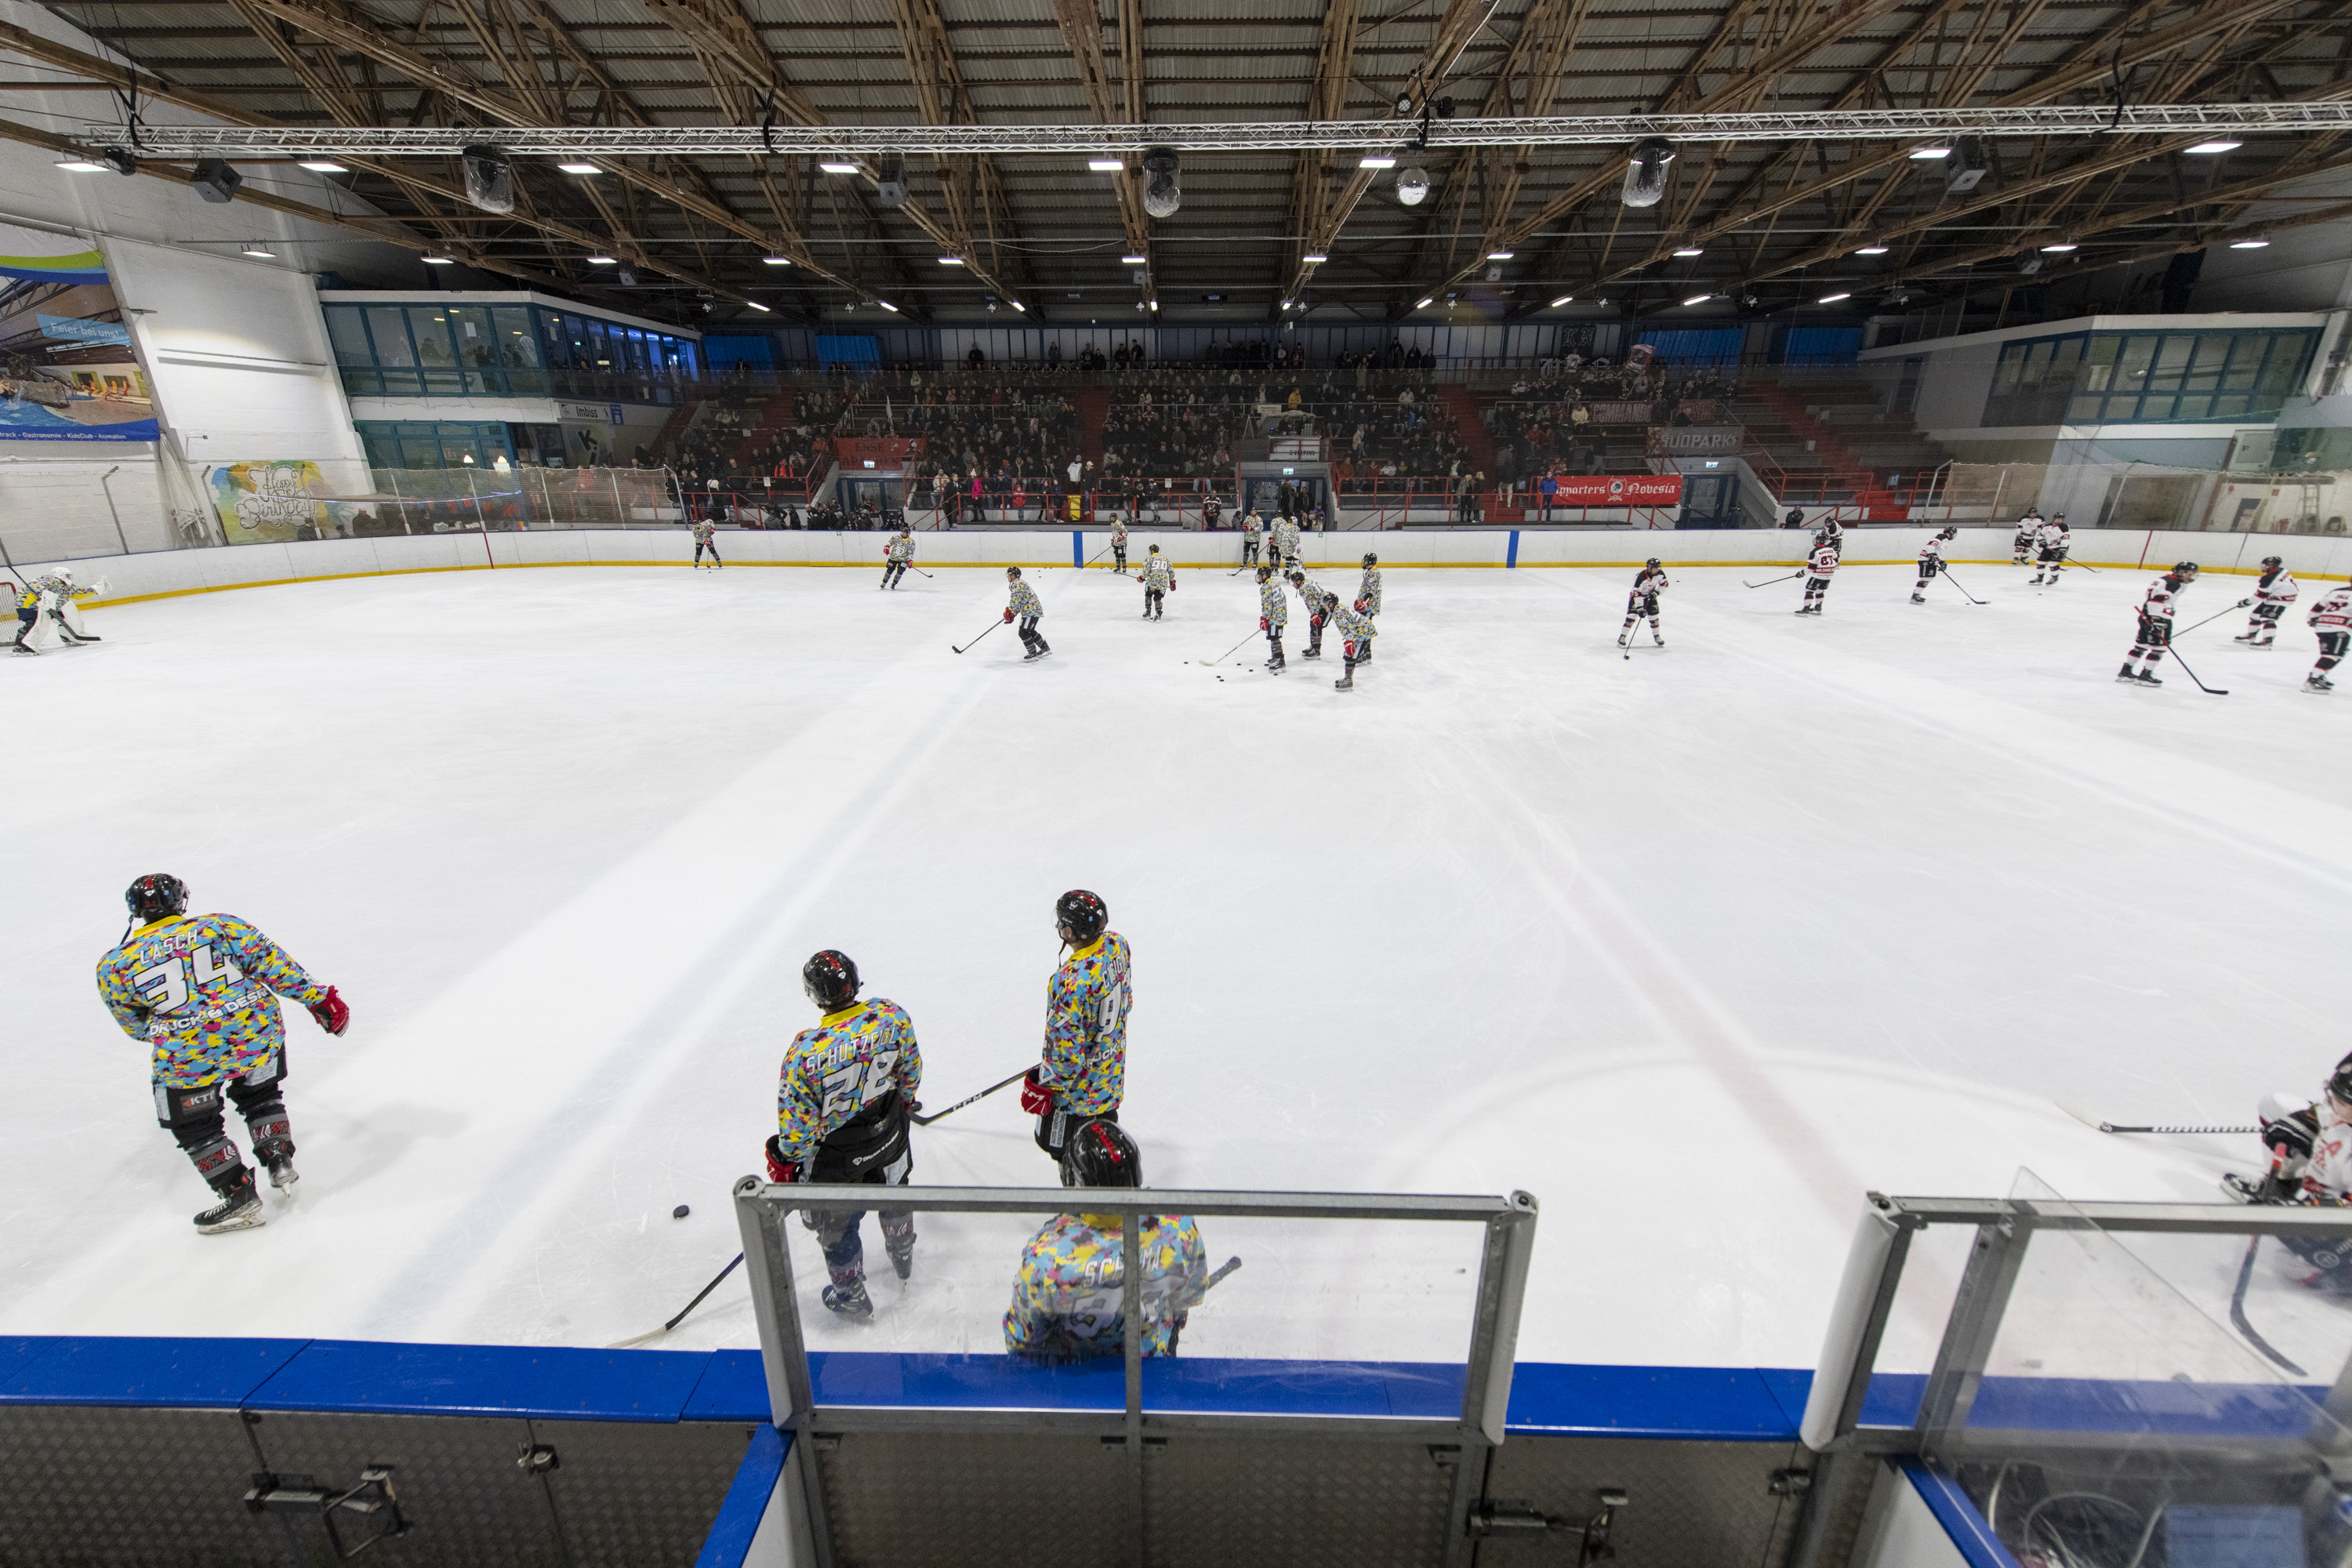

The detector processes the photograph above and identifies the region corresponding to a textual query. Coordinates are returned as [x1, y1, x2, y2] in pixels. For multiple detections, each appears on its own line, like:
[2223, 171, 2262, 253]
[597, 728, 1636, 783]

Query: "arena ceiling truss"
[5, 0, 2349, 329]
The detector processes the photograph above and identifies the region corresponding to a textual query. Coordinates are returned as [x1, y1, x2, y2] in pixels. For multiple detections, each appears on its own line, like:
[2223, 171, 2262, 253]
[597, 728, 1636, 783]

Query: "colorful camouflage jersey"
[775, 998, 922, 1162]
[1142, 556, 1174, 590]
[691, 520, 715, 543]
[1112, 525, 1128, 546]
[1242, 514, 1261, 539]
[1272, 518, 1301, 556]
[1003, 1211, 1208, 1362]
[1359, 568, 1382, 615]
[95, 914, 326, 1087]
[1327, 600, 1376, 644]
[885, 535, 912, 562]
[1259, 578, 1288, 629]
[1291, 575, 1330, 618]
[1043, 932, 1133, 1115]
[34, 574, 93, 601]
[1009, 578, 1044, 619]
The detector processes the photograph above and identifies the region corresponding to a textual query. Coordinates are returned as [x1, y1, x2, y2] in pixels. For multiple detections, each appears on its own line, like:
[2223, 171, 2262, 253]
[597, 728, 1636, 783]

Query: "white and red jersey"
[1632, 566, 1668, 598]
[2310, 583, 2352, 630]
[2302, 1106, 2352, 1202]
[2038, 521, 2070, 551]
[2255, 568, 2299, 608]
[1807, 543, 1839, 576]
[1918, 534, 1948, 563]
[2013, 514, 2041, 542]
[2140, 573, 2185, 622]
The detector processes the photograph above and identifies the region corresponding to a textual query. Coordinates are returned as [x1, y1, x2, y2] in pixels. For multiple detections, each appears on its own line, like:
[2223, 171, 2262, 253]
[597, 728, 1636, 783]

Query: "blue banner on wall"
[0, 224, 159, 441]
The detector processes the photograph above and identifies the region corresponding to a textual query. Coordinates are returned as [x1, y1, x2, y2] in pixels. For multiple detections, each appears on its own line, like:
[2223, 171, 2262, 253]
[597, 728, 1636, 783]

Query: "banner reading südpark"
[0, 223, 160, 441]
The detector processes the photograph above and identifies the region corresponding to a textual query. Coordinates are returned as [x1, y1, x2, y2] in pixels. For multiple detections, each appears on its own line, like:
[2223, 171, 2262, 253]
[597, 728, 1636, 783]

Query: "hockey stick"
[953, 618, 1004, 655]
[1191, 628, 1261, 666]
[910, 1068, 1030, 1126]
[908, 564, 935, 579]
[1940, 564, 1986, 605]
[2167, 645, 2229, 696]
[1743, 571, 1802, 590]
[2229, 1236, 2307, 1376]
[2057, 1103, 2254, 1134]
[608, 1251, 745, 1348]
[2176, 602, 2246, 639]
[2065, 558, 2099, 573]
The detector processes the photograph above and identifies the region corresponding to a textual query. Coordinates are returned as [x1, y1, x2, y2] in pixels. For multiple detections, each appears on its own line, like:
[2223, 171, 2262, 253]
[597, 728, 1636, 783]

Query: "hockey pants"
[1243, 542, 1259, 566]
[1145, 588, 1163, 618]
[2128, 615, 2172, 668]
[803, 1147, 916, 1294]
[1621, 594, 1661, 633]
[1265, 627, 1284, 666]
[2244, 604, 2283, 643]
[881, 562, 907, 589]
[2318, 630, 2350, 675]
[1113, 550, 1127, 572]
[1018, 615, 1048, 655]
[1802, 575, 1831, 609]
[695, 541, 721, 568]
[1915, 559, 1941, 590]
[156, 1050, 291, 1196]
[1306, 611, 1324, 653]
[11, 606, 34, 649]
[1035, 1104, 1118, 1160]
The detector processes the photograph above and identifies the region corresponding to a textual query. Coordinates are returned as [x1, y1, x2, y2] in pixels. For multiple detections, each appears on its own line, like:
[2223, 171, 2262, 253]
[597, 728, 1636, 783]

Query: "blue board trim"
[1, 1335, 309, 1409]
[1900, 1458, 2026, 1568]
[1073, 530, 1083, 567]
[243, 1339, 716, 1422]
[1507, 529, 1520, 568]
[695, 1424, 792, 1568]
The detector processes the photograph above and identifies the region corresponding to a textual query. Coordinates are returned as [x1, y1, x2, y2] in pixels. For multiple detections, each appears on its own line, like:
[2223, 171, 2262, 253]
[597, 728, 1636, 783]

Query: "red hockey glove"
[764, 1134, 804, 1185]
[1354, 597, 1369, 613]
[1003, 607, 1015, 622]
[1019, 1067, 1054, 1116]
[1258, 617, 1269, 631]
[307, 985, 350, 1036]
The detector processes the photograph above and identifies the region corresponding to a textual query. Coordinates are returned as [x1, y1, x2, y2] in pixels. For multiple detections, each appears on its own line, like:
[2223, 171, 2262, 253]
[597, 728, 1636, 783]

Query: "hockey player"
[1618, 558, 1668, 647]
[2011, 508, 2042, 565]
[2230, 1058, 2352, 1289]
[1284, 568, 1330, 658]
[1202, 494, 1221, 532]
[764, 950, 921, 1320]
[1003, 1120, 1208, 1364]
[2234, 556, 2296, 648]
[691, 516, 722, 569]
[1110, 521, 1130, 575]
[10, 576, 39, 655]
[32, 568, 102, 643]
[2030, 514, 2071, 586]
[1271, 511, 1302, 570]
[1796, 532, 1839, 615]
[2118, 561, 2197, 686]
[1322, 591, 1377, 691]
[1240, 510, 1261, 568]
[1911, 527, 1957, 603]
[2307, 575, 2351, 693]
[1356, 554, 1381, 663]
[1255, 564, 1287, 670]
[1018, 891, 1133, 1160]
[1140, 545, 1175, 620]
[1004, 566, 1051, 662]
[93, 874, 350, 1233]
[880, 528, 914, 590]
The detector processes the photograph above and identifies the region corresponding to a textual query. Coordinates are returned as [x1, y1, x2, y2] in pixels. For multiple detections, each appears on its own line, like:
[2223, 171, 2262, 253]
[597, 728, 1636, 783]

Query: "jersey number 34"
[132, 945, 244, 1014]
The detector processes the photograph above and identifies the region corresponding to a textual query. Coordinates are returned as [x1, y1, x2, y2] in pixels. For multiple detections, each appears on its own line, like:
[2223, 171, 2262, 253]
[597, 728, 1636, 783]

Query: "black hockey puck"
[673, 1204, 690, 1219]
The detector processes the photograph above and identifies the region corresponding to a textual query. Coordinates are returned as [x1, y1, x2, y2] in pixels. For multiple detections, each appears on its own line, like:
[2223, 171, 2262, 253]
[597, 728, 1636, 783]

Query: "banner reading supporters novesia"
[0, 223, 158, 441]
[1548, 474, 1683, 505]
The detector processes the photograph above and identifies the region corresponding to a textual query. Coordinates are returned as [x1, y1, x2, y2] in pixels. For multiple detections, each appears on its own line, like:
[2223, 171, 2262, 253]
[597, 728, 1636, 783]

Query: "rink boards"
[19, 524, 2352, 610]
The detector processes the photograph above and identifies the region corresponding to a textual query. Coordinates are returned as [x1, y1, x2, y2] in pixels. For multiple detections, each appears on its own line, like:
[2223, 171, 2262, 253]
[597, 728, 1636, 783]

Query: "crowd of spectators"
[1478, 361, 1741, 486]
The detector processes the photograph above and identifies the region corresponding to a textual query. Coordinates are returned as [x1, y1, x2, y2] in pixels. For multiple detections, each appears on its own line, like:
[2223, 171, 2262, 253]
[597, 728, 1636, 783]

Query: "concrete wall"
[21, 525, 2349, 609]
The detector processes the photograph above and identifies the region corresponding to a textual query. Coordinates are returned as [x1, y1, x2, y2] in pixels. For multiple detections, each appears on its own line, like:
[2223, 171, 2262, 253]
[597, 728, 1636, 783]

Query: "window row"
[1984, 329, 2315, 426]
[325, 303, 702, 402]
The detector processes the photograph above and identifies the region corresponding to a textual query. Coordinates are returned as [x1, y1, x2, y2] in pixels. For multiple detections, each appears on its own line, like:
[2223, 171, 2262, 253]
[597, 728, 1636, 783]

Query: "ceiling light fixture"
[2229, 234, 2271, 249]
[1487, 250, 1514, 260]
[1819, 292, 1852, 303]
[557, 162, 600, 175]
[1550, 294, 1573, 307]
[241, 245, 276, 257]
[762, 256, 791, 266]
[1910, 145, 1953, 159]
[2040, 240, 2078, 252]
[818, 161, 860, 175]
[53, 158, 106, 172]
[1415, 296, 1434, 308]
[938, 256, 964, 265]
[1087, 158, 1123, 171]
[1149, 299, 1159, 311]
[422, 255, 455, 265]
[587, 255, 617, 264]
[746, 300, 771, 311]
[1011, 301, 1025, 312]
[1854, 245, 1889, 255]
[877, 299, 898, 312]
[1302, 252, 1327, 263]
[2187, 140, 2242, 154]
[298, 160, 347, 173]
[1683, 292, 1712, 306]
[1673, 246, 1704, 257]
[1122, 254, 1148, 265]
[1359, 156, 1396, 169]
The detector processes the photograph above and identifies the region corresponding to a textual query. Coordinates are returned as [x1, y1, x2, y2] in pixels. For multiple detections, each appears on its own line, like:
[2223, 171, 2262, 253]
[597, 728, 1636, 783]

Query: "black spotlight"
[1621, 138, 1674, 209]
[615, 263, 639, 286]
[461, 143, 515, 214]
[875, 154, 907, 209]
[190, 158, 242, 204]
[1142, 146, 1181, 219]
[101, 145, 136, 177]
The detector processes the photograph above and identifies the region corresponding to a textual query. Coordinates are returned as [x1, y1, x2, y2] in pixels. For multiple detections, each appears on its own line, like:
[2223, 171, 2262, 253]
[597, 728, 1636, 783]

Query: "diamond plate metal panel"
[1145, 1436, 1456, 1568]
[1478, 1437, 1811, 1568]
[534, 1418, 751, 1566]
[246, 1410, 564, 1567]
[818, 1432, 1123, 1568]
[0, 1405, 291, 1568]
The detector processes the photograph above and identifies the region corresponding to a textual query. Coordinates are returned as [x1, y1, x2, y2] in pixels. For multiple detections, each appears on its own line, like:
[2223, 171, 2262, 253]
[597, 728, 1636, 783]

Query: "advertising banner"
[210, 459, 364, 543]
[0, 223, 158, 441]
[1549, 474, 1684, 505]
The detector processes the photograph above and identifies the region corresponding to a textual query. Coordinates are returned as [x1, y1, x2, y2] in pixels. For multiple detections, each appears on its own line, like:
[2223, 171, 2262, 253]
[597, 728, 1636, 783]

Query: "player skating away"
[1356, 554, 1381, 662]
[1004, 566, 1051, 662]
[2011, 507, 2043, 565]
[2030, 514, 2071, 586]
[1271, 512, 1302, 570]
[1110, 521, 1129, 575]
[1004, 1120, 1208, 1364]
[1255, 564, 1287, 671]
[2234, 556, 2296, 648]
[880, 528, 914, 590]
[1322, 591, 1377, 691]
[1795, 532, 1839, 615]
[2307, 575, 2351, 693]
[2118, 561, 2197, 686]
[1141, 545, 1175, 619]
[1018, 891, 1132, 1161]
[93, 875, 350, 1233]
[1911, 527, 1957, 603]
[691, 516, 722, 569]
[764, 950, 921, 1320]
[1240, 510, 1261, 568]
[1618, 558, 1668, 646]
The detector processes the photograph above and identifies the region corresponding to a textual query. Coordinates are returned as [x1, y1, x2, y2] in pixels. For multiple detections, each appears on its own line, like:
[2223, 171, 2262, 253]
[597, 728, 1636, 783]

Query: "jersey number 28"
[818, 1048, 899, 1123]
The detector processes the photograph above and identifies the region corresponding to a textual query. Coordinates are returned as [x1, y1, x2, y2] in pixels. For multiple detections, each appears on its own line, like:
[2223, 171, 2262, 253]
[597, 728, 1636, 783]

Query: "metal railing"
[732, 1178, 1537, 1568]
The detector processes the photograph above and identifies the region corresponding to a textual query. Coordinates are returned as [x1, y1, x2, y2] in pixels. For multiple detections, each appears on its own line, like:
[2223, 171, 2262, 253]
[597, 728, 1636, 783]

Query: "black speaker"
[875, 155, 906, 208]
[462, 143, 514, 214]
[190, 158, 241, 203]
[1944, 137, 1988, 194]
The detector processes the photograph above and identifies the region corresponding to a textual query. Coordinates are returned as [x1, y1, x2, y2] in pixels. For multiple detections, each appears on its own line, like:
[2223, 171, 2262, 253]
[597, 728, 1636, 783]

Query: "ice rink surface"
[5, 550, 2349, 1377]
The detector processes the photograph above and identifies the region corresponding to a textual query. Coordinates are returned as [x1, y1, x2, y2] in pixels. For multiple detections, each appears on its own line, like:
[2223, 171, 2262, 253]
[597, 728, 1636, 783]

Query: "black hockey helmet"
[125, 873, 187, 922]
[2327, 1053, 2352, 1108]
[1007, 565, 1023, 578]
[1255, 565, 1272, 580]
[1940, 526, 1958, 539]
[2263, 555, 2285, 570]
[1362, 553, 1377, 567]
[1055, 889, 1107, 946]
[1061, 1119, 1142, 1189]
[802, 949, 861, 1011]
[1323, 591, 1342, 612]
[1646, 557, 1661, 569]
[2173, 561, 2200, 580]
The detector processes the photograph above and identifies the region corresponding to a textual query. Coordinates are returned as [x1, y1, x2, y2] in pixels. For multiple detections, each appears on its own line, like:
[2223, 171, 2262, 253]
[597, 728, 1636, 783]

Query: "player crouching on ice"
[94, 875, 350, 1233]
[766, 950, 921, 1321]
[1004, 1120, 1209, 1364]
[1004, 566, 1051, 662]
[2230, 1055, 2352, 1291]
[1320, 592, 1377, 691]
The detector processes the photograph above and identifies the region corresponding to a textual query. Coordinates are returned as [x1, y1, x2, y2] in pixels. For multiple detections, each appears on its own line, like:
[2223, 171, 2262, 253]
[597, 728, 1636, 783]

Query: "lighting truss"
[78, 103, 2352, 160]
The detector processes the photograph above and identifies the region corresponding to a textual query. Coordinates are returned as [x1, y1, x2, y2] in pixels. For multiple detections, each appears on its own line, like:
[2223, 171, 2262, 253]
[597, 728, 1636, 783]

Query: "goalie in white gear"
[2234, 1057, 2352, 1290]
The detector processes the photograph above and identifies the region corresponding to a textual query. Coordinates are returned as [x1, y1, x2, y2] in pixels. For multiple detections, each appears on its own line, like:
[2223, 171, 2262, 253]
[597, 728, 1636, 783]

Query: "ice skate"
[2134, 670, 2163, 687]
[822, 1281, 874, 1320]
[1652, 630, 1664, 646]
[1617, 630, 1631, 647]
[1911, 592, 1925, 604]
[1334, 667, 1354, 691]
[886, 1236, 915, 1281]
[2116, 665, 2140, 684]
[1024, 647, 1051, 662]
[2252, 638, 2274, 649]
[2235, 631, 2257, 642]
[194, 1172, 266, 1234]
[2307, 673, 2334, 694]
[11, 643, 35, 656]
[1303, 646, 1321, 659]
[2222, 1172, 2270, 1204]
[262, 1152, 299, 1192]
